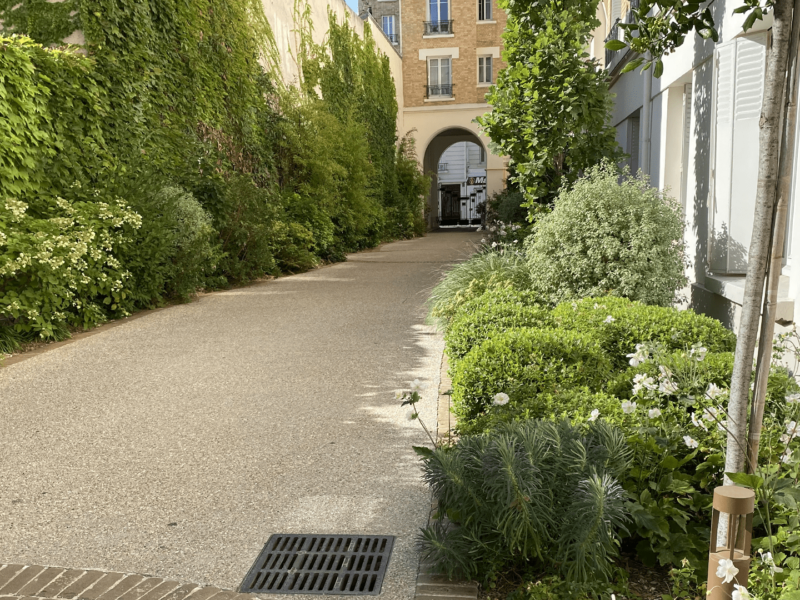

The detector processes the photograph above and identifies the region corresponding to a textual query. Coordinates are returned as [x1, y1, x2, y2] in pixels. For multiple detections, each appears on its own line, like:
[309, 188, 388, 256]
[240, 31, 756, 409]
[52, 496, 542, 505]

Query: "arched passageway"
[422, 127, 489, 230]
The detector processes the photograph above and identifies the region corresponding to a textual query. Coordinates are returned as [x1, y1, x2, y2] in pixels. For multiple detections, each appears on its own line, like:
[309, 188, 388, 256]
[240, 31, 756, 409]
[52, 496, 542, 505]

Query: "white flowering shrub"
[525, 163, 688, 307]
[0, 191, 141, 338]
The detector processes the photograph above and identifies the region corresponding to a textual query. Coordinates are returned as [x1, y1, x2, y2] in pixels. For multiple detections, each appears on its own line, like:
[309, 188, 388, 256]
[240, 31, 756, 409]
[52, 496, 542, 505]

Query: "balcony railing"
[385, 33, 399, 44]
[604, 0, 640, 68]
[425, 84, 454, 99]
[438, 163, 448, 172]
[424, 20, 453, 35]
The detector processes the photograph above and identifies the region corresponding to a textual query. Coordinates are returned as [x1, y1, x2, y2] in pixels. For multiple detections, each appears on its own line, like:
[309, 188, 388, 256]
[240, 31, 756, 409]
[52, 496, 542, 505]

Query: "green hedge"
[552, 297, 736, 368]
[451, 327, 611, 422]
[445, 289, 550, 361]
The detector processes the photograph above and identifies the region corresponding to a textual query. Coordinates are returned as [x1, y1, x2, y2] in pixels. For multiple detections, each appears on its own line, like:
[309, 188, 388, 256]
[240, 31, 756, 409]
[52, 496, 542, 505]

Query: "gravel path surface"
[0, 231, 481, 600]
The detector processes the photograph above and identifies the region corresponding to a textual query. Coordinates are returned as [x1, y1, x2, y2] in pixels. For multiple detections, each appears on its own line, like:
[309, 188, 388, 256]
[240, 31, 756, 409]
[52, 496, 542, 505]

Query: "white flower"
[717, 558, 739, 584]
[787, 393, 800, 404]
[787, 420, 799, 440]
[604, 315, 615, 324]
[410, 379, 428, 393]
[621, 400, 637, 414]
[717, 419, 728, 432]
[781, 449, 793, 464]
[481, 238, 486, 243]
[703, 406, 719, 421]
[659, 379, 678, 395]
[690, 344, 708, 361]
[758, 551, 783, 573]
[632, 374, 656, 395]
[589, 409, 600, 422]
[648, 408, 662, 419]
[493, 392, 510, 406]
[732, 584, 750, 600]
[626, 344, 649, 367]
[706, 383, 725, 400]
[692, 412, 709, 431]
[683, 435, 699, 449]
[491, 242, 498, 248]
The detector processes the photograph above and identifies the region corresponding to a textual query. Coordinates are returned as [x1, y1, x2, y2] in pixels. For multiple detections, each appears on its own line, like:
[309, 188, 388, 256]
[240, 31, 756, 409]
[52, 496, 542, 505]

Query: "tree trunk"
[725, 0, 794, 482]
[747, 0, 800, 474]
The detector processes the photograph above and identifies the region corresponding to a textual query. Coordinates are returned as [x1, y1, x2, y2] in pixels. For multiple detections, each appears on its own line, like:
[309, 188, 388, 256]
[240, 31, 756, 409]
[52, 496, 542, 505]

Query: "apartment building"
[594, 0, 800, 330]
[400, 0, 507, 229]
[358, 0, 402, 52]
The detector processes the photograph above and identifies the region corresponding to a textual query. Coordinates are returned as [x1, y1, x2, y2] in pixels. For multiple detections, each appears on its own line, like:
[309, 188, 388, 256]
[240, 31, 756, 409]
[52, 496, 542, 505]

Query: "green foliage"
[0, 0, 81, 46]
[486, 188, 528, 225]
[477, 0, 622, 207]
[445, 294, 551, 362]
[420, 419, 632, 584]
[429, 251, 534, 326]
[526, 164, 689, 306]
[552, 296, 737, 369]
[1, 0, 418, 336]
[451, 327, 611, 422]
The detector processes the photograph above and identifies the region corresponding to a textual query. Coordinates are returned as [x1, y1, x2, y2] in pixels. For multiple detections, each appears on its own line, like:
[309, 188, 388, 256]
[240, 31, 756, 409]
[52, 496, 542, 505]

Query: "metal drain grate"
[240, 534, 395, 595]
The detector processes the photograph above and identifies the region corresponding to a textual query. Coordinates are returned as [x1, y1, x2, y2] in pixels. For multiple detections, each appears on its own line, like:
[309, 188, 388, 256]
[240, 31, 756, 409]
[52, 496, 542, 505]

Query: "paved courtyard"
[0, 231, 481, 600]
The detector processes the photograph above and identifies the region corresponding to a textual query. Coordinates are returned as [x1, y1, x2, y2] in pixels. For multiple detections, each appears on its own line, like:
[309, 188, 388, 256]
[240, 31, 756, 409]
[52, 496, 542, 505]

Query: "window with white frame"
[382, 15, 396, 42]
[429, 0, 449, 22]
[709, 32, 767, 273]
[478, 0, 492, 21]
[427, 57, 452, 97]
[478, 56, 493, 84]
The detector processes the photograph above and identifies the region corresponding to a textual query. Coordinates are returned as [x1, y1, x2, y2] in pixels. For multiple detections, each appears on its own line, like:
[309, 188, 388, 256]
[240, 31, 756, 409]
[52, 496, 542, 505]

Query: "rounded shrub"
[445, 289, 550, 362]
[525, 163, 688, 307]
[451, 327, 611, 422]
[552, 296, 736, 369]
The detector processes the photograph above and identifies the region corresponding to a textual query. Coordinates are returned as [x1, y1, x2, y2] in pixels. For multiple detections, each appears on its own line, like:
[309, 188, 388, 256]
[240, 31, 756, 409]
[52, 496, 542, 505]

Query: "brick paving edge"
[412, 351, 477, 600]
[0, 566, 256, 600]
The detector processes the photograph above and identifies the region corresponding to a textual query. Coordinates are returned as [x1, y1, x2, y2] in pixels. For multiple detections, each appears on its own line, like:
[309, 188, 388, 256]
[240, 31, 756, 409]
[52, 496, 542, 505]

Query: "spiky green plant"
[419, 419, 631, 584]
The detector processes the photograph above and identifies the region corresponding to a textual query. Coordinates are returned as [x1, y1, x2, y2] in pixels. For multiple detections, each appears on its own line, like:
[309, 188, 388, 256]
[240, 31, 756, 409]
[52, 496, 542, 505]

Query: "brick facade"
[359, 0, 403, 52]
[400, 0, 506, 109]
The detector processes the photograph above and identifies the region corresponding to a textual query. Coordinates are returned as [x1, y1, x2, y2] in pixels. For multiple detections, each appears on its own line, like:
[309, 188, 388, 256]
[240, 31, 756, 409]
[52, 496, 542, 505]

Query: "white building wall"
[605, 0, 784, 329]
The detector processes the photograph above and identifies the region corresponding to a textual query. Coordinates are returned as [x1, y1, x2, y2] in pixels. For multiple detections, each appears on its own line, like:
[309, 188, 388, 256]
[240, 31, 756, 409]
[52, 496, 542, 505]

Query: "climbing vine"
[0, 0, 426, 343]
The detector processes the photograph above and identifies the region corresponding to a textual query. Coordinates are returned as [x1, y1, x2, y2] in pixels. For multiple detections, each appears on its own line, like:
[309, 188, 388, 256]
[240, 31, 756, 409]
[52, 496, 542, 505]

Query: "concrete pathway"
[0, 231, 481, 600]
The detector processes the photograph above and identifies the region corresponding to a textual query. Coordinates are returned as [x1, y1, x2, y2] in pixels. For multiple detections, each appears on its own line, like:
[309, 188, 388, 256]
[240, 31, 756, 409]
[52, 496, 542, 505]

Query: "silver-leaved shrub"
[526, 163, 688, 307]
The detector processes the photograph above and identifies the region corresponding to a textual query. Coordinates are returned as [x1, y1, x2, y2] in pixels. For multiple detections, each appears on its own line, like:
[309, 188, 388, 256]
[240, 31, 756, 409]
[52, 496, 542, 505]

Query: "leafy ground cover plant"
[526, 164, 687, 307]
[419, 419, 632, 586]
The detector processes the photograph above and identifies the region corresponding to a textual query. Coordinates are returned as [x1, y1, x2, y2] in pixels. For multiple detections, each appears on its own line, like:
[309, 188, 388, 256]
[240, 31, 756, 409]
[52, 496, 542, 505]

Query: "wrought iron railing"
[424, 20, 453, 35]
[604, 0, 641, 68]
[425, 84, 454, 99]
[438, 163, 448, 172]
[385, 33, 399, 44]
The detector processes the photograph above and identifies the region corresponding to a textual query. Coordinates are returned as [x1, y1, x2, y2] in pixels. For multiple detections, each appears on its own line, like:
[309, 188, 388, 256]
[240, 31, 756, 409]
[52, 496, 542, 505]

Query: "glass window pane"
[486, 0, 492, 19]
[442, 58, 451, 85]
[486, 57, 492, 82]
[441, 0, 449, 21]
[429, 0, 437, 21]
[429, 59, 439, 86]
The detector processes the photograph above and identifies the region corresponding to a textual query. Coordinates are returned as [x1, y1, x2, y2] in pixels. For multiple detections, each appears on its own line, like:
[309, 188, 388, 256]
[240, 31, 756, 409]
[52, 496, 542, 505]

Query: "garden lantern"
[707, 486, 755, 600]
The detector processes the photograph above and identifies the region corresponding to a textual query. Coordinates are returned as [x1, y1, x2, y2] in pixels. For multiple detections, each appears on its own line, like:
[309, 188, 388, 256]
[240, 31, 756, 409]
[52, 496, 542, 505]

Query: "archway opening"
[422, 127, 488, 230]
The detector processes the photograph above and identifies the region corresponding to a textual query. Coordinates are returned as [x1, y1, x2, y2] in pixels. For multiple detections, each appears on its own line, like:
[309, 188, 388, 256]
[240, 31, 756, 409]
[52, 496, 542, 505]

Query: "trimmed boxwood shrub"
[451, 327, 611, 422]
[445, 291, 551, 362]
[552, 297, 736, 369]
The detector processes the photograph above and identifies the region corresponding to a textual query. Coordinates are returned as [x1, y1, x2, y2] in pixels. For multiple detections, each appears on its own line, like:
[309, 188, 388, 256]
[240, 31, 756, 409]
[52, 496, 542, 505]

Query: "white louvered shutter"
[709, 33, 767, 273]
[629, 116, 640, 173]
[680, 83, 692, 213]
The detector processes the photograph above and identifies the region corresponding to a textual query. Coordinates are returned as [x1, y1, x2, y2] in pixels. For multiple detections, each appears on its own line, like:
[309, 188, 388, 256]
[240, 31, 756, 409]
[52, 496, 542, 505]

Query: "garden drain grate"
[240, 534, 395, 595]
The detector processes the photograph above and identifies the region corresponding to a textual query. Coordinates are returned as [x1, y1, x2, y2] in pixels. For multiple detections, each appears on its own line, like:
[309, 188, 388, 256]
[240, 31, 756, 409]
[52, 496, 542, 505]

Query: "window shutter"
[628, 115, 640, 173]
[680, 83, 693, 213]
[709, 33, 767, 273]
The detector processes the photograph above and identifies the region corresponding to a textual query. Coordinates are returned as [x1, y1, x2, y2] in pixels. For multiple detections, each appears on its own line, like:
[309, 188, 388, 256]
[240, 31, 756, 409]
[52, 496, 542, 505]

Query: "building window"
[427, 57, 453, 98]
[478, 0, 492, 21]
[382, 15, 398, 43]
[478, 56, 493, 84]
[429, 0, 449, 23]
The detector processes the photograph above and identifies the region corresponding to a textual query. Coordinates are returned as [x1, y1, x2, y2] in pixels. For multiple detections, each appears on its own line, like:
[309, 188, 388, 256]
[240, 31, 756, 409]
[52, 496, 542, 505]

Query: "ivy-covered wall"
[0, 0, 427, 346]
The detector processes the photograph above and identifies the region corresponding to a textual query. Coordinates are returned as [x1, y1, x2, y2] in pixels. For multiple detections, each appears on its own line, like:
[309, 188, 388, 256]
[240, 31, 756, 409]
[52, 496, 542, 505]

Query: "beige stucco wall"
[261, 0, 404, 135]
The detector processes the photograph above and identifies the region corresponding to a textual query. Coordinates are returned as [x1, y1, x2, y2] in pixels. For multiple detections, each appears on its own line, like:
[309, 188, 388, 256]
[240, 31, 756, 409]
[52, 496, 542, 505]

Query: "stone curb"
[411, 352, 477, 600]
[0, 566, 253, 600]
